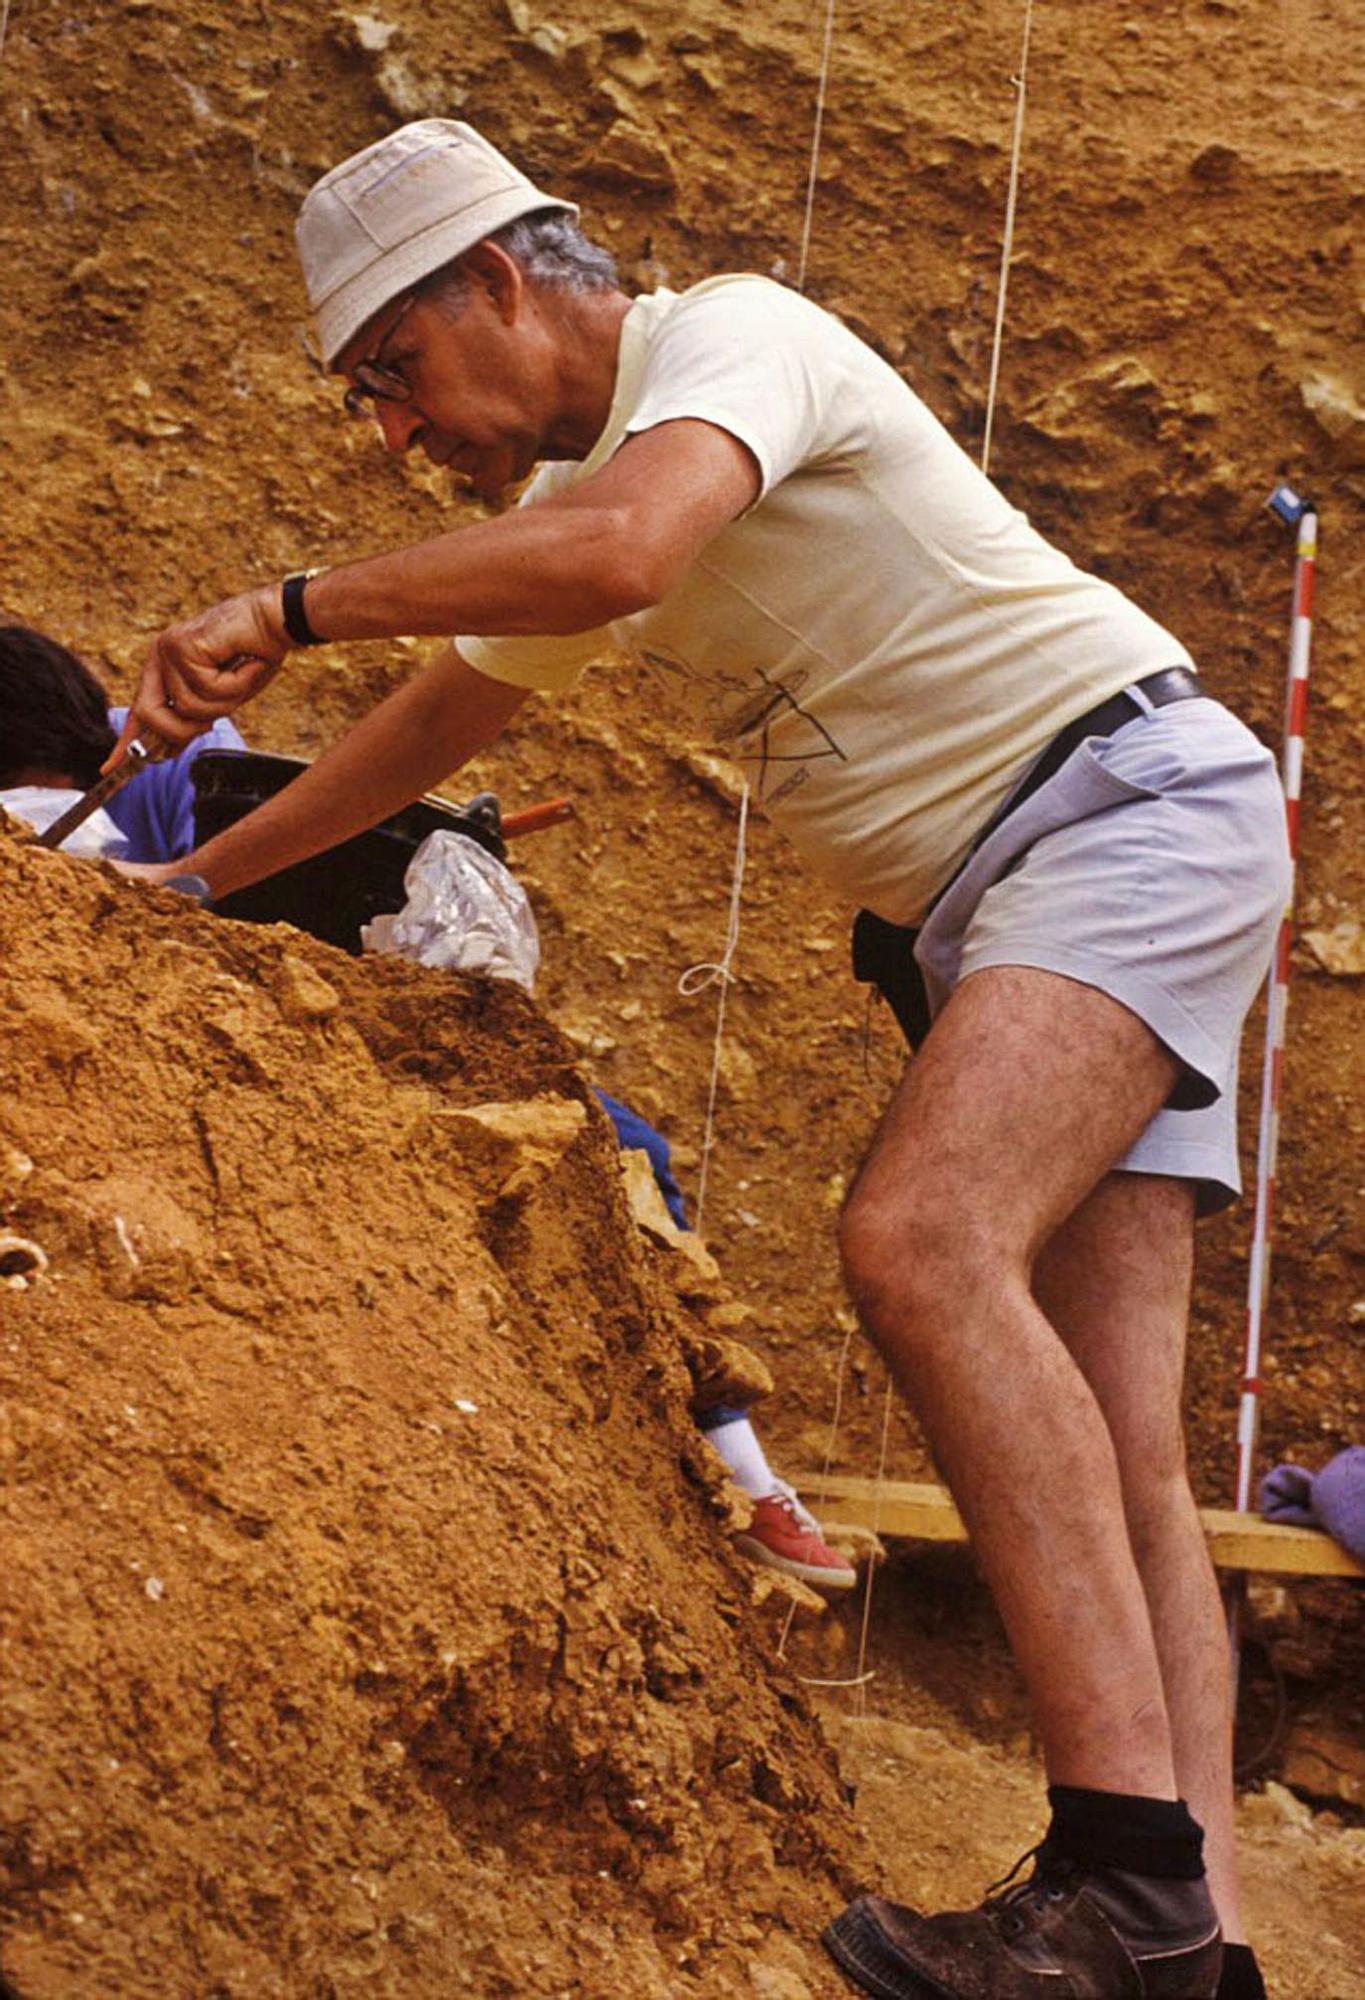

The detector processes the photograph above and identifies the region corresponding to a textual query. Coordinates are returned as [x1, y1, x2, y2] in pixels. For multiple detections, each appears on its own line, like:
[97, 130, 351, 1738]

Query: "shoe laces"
[765, 1479, 821, 1535]
[983, 1842, 1079, 1940]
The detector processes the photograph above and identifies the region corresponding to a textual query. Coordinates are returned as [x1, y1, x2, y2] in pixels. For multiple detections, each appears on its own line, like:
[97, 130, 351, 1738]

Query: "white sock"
[706, 1415, 780, 1500]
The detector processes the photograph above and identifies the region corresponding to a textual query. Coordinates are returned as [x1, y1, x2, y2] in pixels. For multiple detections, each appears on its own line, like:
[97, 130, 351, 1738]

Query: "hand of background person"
[103, 584, 291, 771]
[110, 859, 179, 886]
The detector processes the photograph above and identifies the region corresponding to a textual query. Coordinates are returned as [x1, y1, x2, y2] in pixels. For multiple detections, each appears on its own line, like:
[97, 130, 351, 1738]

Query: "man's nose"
[376, 399, 422, 456]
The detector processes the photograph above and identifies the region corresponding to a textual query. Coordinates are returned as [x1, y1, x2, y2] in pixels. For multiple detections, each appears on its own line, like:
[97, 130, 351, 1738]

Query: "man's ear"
[458, 239, 524, 324]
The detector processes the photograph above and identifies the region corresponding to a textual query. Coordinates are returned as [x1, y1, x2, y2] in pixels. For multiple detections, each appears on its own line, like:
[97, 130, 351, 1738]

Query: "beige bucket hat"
[297, 119, 577, 367]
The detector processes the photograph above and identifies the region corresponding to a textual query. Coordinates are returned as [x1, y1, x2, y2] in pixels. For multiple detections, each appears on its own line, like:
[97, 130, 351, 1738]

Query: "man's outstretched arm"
[113, 419, 761, 757]
[141, 644, 528, 899]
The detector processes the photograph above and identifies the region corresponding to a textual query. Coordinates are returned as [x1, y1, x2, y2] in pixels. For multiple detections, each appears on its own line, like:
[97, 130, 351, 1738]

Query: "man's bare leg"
[1034, 1172, 1246, 1943]
[839, 965, 1184, 1797]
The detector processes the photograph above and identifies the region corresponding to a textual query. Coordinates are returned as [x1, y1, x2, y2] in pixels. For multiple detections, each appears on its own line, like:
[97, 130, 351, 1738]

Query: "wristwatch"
[281, 569, 326, 647]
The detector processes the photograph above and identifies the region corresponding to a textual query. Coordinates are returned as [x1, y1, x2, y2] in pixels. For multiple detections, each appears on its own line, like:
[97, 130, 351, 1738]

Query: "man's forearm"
[301, 499, 648, 643]
[183, 648, 528, 899]
[292, 419, 762, 644]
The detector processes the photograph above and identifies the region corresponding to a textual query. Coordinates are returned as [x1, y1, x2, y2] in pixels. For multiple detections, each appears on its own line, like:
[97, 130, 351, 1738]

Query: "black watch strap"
[281, 569, 324, 648]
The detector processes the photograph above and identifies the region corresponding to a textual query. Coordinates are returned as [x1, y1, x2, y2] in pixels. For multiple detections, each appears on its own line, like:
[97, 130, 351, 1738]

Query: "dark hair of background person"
[0, 624, 117, 790]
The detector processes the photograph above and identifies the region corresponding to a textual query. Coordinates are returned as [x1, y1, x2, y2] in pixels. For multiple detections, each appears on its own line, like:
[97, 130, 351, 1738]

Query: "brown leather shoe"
[823, 1849, 1223, 1999]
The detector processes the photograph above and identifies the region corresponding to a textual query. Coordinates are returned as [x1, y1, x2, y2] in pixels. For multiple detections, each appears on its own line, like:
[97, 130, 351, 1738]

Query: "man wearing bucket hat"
[116, 119, 1287, 2000]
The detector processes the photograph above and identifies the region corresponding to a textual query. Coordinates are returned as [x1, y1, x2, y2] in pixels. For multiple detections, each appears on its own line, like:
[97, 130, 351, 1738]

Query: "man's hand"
[104, 583, 291, 771]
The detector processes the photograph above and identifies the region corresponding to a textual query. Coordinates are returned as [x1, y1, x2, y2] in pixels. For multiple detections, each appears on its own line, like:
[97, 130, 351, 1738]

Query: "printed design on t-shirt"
[636, 647, 847, 805]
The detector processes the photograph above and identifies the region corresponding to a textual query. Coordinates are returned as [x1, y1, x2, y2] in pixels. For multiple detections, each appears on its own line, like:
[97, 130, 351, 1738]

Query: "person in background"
[598, 1091, 855, 1594]
[1, 620, 854, 1595]
[0, 623, 244, 862]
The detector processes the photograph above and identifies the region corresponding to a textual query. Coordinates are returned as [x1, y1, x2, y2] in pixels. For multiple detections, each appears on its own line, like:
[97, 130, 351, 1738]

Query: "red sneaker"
[735, 1489, 857, 1593]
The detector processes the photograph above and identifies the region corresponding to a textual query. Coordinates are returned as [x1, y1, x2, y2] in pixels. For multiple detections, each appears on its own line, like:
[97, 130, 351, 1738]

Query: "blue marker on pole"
[1267, 484, 1310, 527]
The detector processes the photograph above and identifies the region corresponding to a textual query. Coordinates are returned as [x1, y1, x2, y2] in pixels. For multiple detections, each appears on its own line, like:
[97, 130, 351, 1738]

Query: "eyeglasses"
[342, 292, 421, 419]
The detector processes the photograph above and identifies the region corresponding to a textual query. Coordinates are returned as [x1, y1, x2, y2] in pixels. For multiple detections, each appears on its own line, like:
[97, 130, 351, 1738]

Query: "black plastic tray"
[190, 749, 504, 954]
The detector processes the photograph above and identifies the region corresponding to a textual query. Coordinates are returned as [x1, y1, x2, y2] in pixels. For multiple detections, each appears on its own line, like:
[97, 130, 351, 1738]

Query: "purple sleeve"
[105, 712, 247, 864]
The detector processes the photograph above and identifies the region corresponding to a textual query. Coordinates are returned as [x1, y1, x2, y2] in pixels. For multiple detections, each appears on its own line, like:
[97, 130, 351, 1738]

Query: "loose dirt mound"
[0, 832, 860, 1998]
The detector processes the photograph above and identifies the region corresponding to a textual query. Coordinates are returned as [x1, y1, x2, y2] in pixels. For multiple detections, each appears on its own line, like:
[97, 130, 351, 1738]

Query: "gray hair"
[418, 207, 618, 314]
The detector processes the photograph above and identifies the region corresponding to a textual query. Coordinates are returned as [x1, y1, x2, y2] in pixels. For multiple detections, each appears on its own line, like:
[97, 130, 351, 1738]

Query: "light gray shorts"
[914, 689, 1292, 1215]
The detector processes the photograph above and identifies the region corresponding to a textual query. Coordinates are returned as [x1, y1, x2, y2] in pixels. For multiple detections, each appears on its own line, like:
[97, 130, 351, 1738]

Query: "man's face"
[335, 255, 551, 506]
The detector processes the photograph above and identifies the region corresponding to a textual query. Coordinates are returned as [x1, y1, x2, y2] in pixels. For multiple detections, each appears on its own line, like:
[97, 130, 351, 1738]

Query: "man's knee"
[838, 1180, 1013, 1356]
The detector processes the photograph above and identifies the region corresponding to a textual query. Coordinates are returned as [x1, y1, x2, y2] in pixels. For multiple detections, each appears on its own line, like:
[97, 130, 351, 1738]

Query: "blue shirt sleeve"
[596, 1091, 691, 1230]
[105, 711, 247, 864]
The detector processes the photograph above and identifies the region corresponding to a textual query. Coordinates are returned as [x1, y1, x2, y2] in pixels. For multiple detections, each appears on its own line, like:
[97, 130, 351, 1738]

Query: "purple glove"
[1259, 1462, 1316, 1528]
[1312, 1447, 1365, 1563]
[1261, 1447, 1365, 1562]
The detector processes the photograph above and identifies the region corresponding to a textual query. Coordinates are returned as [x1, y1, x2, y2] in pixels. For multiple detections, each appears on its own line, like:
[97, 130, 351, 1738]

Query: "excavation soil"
[2, 2, 1364, 1996]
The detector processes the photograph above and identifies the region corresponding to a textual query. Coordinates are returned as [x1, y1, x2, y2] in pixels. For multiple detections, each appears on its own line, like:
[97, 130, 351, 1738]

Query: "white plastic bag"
[361, 830, 541, 992]
[0, 787, 130, 859]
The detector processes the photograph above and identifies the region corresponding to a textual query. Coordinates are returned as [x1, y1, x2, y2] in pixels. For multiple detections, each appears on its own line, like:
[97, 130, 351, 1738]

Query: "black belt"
[852, 666, 1206, 1050]
[979, 665, 1203, 843]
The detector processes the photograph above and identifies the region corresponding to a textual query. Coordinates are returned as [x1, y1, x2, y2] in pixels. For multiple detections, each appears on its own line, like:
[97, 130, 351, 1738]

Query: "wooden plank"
[801, 1477, 967, 1545]
[798, 1474, 1365, 1580]
[1200, 1507, 1365, 1578]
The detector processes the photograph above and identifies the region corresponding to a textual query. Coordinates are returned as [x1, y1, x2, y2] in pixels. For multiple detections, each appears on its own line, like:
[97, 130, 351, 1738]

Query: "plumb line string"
[682, 0, 842, 1223]
[796, 0, 841, 294]
[687, 2, 1034, 1692]
[677, 780, 750, 1237]
[980, 0, 1035, 475]
[792, 2, 1038, 1701]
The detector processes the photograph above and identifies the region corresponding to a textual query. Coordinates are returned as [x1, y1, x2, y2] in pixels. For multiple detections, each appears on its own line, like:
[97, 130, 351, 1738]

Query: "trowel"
[34, 734, 165, 853]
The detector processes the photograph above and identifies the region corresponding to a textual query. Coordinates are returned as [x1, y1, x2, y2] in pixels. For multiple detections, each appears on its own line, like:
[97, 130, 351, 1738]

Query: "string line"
[683, 0, 840, 1227]
[796, 0, 840, 293]
[980, 0, 1035, 475]
[780, 1319, 855, 1667]
[702, 4, 1035, 1711]
[685, 0, 841, 1215]
[677, 779, 750, 1235]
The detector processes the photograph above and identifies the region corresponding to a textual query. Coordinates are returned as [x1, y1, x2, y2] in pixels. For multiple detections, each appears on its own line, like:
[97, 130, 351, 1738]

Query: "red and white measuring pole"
[1234, 486, 1318, 1516]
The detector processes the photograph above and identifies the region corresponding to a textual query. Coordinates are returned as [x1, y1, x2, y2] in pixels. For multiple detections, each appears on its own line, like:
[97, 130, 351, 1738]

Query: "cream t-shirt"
[459, 276, 1191, 924]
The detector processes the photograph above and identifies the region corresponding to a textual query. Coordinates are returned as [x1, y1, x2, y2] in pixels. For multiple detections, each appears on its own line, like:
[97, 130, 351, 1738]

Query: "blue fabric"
[596, 1099, 764, 1437]
[695, 1405, 749, 1434]
[595, 1091, 690, 1229]
[1314, 1448, 1365, 1561]
[1259, 1463, 1316, 1529]
[104, 709, 246, 864]
[1261, 1447, 1365, 1562]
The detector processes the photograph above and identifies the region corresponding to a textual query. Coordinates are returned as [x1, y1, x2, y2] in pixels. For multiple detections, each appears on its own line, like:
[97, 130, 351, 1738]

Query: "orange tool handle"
[501, 797, 574, 839]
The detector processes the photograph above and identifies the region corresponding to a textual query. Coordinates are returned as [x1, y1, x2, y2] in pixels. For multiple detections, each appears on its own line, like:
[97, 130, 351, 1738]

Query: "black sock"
[1217, 1942, 1267, 1999]
[1046, 1785, 1206, 1879]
